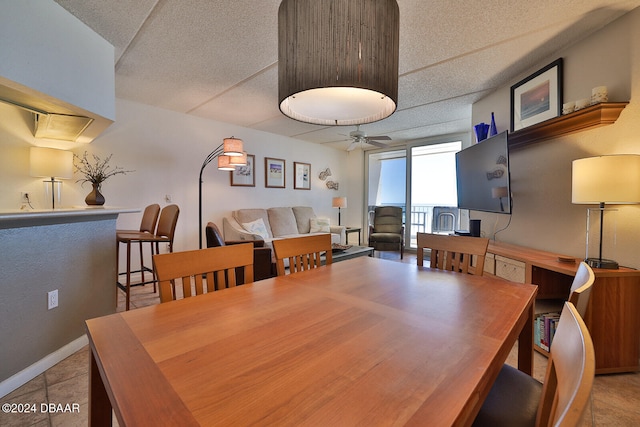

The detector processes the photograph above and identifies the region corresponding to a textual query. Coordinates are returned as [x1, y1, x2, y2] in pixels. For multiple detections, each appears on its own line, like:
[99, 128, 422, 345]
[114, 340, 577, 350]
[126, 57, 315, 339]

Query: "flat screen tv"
[456, 131, 511, 214]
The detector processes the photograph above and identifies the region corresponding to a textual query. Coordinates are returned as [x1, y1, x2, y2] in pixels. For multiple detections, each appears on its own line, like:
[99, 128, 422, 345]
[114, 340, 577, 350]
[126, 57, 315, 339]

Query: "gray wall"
[0, 214, 117, 384]
[472, 7, 640, 269]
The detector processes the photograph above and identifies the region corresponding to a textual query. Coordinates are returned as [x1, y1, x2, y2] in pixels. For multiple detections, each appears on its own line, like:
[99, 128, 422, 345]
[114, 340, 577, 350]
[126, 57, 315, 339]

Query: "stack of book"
[534, 311, 561, 351]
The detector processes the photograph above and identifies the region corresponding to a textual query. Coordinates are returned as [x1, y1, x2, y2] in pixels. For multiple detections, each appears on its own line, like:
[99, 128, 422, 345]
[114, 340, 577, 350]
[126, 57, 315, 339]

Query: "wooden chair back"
[416, 232, 489, 275]
[568, 262, 595, 318]
[153, 244, 254, 303]
[272, 234, 332, 276]
[139, 203, 161, 233]
[155, 204, 180, 251]
[536, 302, 595, 426]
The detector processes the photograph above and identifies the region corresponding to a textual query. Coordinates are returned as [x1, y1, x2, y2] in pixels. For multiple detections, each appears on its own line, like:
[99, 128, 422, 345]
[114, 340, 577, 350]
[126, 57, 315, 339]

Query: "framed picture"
[510, 58, 563, 132]
[230, 154, 255, 187]
[265, 157, 286, 188]
[294, 162, 311, 190]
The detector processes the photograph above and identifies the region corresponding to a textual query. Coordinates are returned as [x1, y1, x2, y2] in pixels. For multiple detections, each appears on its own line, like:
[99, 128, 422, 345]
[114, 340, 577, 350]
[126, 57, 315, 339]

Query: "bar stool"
[117, 204, 179, 310]
[116, 204, 160, 289]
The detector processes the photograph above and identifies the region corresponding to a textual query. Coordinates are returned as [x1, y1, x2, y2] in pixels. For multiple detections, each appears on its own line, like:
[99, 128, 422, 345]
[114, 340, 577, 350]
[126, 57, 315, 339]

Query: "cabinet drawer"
[495, 255, 525, 283]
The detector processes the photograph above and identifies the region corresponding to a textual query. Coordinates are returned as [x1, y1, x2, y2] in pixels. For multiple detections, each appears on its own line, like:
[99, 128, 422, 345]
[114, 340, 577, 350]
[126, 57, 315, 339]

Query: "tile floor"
[1, 251, 639, 426]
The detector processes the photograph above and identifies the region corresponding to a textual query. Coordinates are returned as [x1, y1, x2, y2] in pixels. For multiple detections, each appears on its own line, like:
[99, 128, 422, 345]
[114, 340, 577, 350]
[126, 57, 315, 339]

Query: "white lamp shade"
[572, 155, 640, 204]
[332, 197, 347, 208]
[217, 155, 235, 171]
[223, 137, 243, 156]
[229, 152, 248, 166]
[30, 147, 73, 179]
[492, 186, 508, 199]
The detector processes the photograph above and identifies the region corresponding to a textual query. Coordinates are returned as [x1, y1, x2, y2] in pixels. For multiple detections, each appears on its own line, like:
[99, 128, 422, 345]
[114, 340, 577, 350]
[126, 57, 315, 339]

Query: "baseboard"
[0, 334, 89, 398]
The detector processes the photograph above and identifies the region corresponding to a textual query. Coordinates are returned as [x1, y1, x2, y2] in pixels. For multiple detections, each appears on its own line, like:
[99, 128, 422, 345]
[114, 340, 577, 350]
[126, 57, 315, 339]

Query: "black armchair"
[206, 222, 275, 281]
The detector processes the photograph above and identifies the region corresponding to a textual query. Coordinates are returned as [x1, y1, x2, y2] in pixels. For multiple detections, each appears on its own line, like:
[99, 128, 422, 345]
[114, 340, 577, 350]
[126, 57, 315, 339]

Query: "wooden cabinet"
[486, 241, 640, 374]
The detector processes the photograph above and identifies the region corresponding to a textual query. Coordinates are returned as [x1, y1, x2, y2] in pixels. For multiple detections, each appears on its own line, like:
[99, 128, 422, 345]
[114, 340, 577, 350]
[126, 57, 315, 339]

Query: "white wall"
[0, 98, 351, 253]
[472, 7, 640, 268]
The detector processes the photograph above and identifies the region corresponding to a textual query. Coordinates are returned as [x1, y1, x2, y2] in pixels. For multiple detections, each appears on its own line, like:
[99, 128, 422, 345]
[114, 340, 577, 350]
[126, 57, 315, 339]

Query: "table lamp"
[492, 186, 508, 212]
[332, 196, 347, 226]
[29, 147, 73, 209]
[572, 155, 640, 269]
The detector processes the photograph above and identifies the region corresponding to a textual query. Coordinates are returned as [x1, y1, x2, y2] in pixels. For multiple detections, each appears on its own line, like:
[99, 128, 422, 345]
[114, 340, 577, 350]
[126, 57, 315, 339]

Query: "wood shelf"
[508, 102, 628, 149]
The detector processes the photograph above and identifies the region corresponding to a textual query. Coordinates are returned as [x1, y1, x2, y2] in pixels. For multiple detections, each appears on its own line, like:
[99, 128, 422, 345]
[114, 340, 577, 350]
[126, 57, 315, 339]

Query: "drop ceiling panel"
[54, 0, 640, 148]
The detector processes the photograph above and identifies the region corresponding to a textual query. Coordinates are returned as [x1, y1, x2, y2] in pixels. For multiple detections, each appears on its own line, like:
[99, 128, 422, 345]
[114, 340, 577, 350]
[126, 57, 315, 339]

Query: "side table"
[345, 227, 362, 245]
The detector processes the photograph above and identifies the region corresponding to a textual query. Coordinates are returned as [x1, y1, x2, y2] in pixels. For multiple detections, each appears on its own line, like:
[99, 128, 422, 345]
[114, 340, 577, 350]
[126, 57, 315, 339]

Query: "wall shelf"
[508, 102, 628, 150]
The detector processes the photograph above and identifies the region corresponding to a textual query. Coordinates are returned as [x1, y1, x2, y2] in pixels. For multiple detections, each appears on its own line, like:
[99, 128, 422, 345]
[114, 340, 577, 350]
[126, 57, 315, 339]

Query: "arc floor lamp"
[198, 137, 246, 249]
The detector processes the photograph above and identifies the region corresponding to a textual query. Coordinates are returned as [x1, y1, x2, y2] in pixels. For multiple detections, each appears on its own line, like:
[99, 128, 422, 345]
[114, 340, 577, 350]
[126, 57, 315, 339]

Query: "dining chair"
[416, 232, 489, 275]
[153, 243, 254, 303]
[272, 233, 332, 276]
[115, 203, 160, 289]
[568, 261, 595, 318]
[472, 301, 595, 427]
[116, 204, 180, 310]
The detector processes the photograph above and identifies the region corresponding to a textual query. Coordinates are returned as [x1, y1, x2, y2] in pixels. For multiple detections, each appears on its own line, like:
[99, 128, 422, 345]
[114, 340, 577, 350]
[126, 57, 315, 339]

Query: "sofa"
[223, 206, 346, 246]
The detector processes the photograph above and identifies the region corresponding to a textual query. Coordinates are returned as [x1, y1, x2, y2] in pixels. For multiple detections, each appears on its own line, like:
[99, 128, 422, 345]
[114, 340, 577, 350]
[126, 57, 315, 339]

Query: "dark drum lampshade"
[278, 0, 399, 126]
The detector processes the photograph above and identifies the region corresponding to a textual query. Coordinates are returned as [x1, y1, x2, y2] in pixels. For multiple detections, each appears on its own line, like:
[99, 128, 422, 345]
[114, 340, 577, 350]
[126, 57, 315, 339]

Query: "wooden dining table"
[86, 256, 537, 427]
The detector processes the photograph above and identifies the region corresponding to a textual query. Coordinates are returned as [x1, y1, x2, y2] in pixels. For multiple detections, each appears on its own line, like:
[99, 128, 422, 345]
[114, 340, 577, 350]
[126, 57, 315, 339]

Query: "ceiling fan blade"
[347, 141, 359, 151]
[366, 136, 391, 140]
[366, 140, 388, 148]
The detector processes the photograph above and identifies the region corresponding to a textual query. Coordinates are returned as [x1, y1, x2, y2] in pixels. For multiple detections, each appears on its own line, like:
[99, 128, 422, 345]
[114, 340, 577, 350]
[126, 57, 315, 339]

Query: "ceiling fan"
[345, 125, 391, 151]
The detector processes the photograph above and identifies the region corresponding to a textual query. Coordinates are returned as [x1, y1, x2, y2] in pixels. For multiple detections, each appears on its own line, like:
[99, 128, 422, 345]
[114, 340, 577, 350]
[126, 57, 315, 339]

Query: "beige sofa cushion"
[233, 209, 272, 239]
[267, 207, 299, 237]
[292, 206, 315, 233]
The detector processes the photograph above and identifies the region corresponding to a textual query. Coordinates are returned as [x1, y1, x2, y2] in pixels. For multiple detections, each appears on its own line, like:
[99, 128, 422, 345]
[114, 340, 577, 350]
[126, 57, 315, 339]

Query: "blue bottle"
[489, 112, 498, 137]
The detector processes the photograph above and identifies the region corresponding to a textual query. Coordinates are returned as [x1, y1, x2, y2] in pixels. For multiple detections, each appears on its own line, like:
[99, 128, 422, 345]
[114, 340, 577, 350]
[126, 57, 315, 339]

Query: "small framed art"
[265, 157, 286, 188]
[294, 162, 311, 190]
[510, 58, 563, 132]
[230, 154, 255, 187]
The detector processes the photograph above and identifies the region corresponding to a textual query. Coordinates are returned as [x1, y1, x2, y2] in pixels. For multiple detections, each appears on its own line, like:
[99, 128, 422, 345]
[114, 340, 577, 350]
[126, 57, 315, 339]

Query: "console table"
[485, 241, 640, 374]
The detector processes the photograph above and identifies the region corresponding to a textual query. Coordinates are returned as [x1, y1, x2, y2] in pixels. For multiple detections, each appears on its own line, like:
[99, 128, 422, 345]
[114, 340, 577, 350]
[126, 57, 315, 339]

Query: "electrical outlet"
[21, 192, 30, 203]
[48, 290, 58, 310]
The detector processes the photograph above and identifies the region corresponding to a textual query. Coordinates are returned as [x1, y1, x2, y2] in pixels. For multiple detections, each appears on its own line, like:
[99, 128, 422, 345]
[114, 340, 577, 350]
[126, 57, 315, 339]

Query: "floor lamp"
[332, 196, 347, 226]
[572, 155, 640, 269]
[198, 137, 246, 249]
[30, 147, 73, 209]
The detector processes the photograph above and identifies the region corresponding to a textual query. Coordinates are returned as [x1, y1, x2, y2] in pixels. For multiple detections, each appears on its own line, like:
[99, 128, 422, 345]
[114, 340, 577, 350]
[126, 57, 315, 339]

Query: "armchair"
[206, 222, 275, 281]
[368, 206, 404, 259]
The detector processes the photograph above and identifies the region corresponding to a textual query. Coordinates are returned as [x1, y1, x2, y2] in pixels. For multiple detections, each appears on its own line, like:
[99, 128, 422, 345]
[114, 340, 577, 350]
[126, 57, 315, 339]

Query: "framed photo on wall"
[294, 162, 311, 190]
[230, 154, 255, 187]
[510, 58, 563, 132]
[265, 157, 286, 188]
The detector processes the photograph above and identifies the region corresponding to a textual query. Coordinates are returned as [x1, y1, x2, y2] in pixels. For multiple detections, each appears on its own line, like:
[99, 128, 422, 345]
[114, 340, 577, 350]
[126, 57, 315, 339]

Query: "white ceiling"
[54, 0, 640, 151]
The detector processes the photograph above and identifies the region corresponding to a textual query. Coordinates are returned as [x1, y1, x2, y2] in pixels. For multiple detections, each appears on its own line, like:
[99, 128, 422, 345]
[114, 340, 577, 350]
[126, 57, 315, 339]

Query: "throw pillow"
[309, 217, 330, 233]
[242, 218, 269, 240]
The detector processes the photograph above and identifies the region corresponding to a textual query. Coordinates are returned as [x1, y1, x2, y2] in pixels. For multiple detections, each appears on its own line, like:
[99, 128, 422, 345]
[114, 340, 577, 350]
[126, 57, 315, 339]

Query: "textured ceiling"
[54, 0, 640, 150]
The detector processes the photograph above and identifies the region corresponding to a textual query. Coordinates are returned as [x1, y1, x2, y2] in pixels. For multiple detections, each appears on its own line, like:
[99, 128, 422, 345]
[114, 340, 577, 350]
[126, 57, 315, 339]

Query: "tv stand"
[485, 241, 640, 374]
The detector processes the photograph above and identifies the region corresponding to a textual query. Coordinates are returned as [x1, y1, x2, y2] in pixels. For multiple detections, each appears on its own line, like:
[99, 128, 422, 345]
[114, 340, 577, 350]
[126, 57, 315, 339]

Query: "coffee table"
[329, 245, 373, 263]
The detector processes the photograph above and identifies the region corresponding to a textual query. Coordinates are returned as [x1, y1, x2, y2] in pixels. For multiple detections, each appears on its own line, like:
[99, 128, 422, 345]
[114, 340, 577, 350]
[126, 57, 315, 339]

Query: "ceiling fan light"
[278, 0, 399, 126]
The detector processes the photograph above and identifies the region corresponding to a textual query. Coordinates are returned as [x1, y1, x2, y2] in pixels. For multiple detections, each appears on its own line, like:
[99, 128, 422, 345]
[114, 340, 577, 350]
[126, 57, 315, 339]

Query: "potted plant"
[74, 152, 132, 205]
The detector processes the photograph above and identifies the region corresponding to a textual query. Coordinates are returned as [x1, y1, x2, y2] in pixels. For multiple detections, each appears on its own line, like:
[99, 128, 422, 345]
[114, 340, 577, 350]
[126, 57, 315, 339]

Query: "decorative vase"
[489, 112, 498, 137]
[474, 123, 490, 143]
[85, 183, 105, 206]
